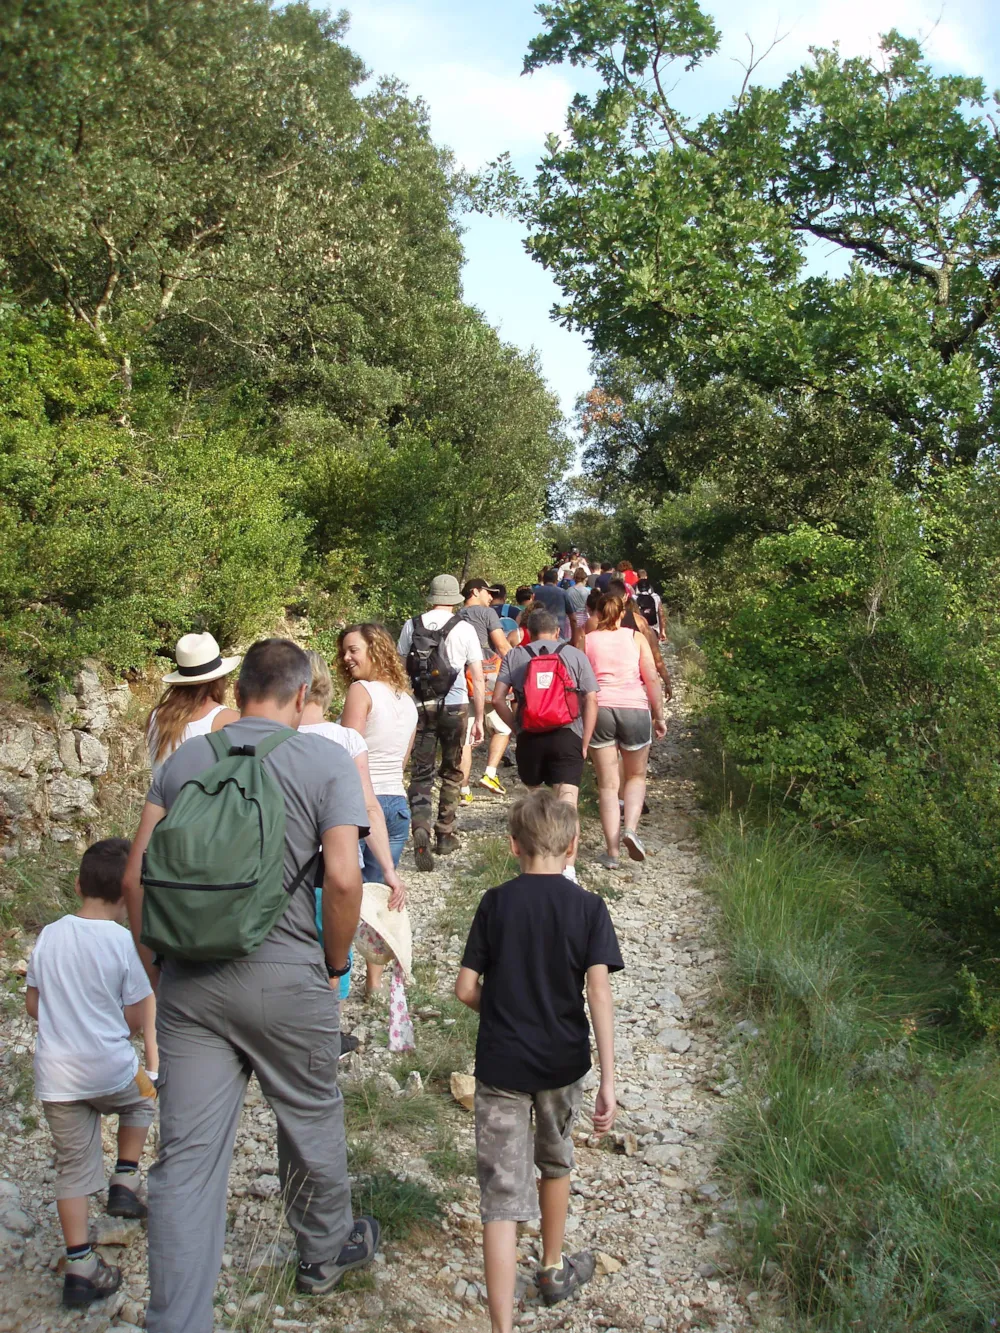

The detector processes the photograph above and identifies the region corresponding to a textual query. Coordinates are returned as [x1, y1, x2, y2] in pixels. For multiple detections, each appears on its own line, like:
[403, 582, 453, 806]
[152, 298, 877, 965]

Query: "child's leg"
[56, 1196, 90, 1250]
[537, 1176, 571, 1268]
[475, 1083, 537, 1333]
[482, 1220, 518, 1333]
[43, 1100, 106, 1245]
[115, 1122, 150, 1169]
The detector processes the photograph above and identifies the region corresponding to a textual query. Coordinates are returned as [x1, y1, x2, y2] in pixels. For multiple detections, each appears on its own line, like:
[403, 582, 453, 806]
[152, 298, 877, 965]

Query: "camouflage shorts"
[474, 1077, 585, 1223]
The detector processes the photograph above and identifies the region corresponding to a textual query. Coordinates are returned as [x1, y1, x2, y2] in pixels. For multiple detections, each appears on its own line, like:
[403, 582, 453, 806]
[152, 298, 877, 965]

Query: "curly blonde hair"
[337, 623, 411, 694]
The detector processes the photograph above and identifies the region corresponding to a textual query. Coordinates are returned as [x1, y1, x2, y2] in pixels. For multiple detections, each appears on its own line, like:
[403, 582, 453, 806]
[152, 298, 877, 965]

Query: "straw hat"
[355, 884, 413, 983]
[162, 632, 241, 685]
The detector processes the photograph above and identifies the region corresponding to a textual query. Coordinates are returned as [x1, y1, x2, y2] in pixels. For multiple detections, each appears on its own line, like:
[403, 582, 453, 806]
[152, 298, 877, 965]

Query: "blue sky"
[335, 0, 998, 424]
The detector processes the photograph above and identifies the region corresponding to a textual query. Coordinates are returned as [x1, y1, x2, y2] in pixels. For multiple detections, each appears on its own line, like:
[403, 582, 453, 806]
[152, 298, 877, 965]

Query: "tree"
[487, 2, 1000, 469]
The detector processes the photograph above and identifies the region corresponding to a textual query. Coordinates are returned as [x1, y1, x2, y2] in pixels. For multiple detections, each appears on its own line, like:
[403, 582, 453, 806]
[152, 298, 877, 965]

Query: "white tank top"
[148, 704, 227, 775]
[357, 681, 418, 797]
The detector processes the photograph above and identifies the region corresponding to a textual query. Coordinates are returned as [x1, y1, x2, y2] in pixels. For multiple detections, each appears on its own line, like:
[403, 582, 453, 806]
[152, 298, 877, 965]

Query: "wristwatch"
[326, 960, 352, 979]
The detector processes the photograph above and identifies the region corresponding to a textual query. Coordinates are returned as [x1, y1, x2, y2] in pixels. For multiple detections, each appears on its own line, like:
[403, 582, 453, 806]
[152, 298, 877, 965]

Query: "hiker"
[585, 593, 667, 869]
[616, 559, 639, 590]
[25, 838, 158, 1310]
[397, 575, 485, 871]
[490, 585, 522, 649]
[558, 549, 589, 583]
[123, 638, 378, 1332]
[566, 567, 591, 634]
[146, 632, 240, 773]
[586, 578, 673, 699]
[458, 578, 513, 799]
[455, 792, 622, 1333]
[635, 574, 667, 642]
[491, 609, 598, 882]
[532, 568, 573, 639]
[301, 650, 407, 1004]
[593, 561, 615, 593]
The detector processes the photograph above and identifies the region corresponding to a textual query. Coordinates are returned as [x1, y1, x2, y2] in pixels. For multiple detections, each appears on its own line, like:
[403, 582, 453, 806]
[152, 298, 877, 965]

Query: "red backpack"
[520, 644, 580, 733]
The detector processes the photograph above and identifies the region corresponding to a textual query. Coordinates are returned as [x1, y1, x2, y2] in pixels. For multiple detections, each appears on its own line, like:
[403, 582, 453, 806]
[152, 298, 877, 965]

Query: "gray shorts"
[43, 1081, 156, 1199]
[475, 1077, 585, 1223]
[590, 706, 652, 751]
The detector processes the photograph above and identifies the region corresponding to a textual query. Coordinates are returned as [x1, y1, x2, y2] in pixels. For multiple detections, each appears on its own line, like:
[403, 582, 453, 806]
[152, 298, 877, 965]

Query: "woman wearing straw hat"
[146, 633, 240, 774]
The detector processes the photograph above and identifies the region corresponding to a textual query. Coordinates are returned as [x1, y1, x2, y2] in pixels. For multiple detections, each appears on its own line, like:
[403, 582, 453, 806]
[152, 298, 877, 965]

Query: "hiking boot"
[296, 1216, 381, 1295]
[339, 1032, 360, 1060]
[413, 828, 434, 873]
[436, 832, 459, 856]
[62, 1252, 122, 1308]
[479, 773, 506, 795]
[501, 752, 514, 768]
[107, 1177, 146, 1220]
[622, 827, 646, 862]
[537, 1252, 596, 1306]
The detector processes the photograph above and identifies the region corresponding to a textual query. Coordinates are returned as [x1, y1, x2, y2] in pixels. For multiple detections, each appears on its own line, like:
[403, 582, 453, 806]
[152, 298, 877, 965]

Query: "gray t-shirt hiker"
[497, 641, 598, 737]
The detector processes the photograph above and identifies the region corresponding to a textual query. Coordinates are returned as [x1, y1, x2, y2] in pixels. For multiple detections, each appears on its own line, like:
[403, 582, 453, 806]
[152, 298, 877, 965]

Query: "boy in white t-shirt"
[25, 838, 158, 1309]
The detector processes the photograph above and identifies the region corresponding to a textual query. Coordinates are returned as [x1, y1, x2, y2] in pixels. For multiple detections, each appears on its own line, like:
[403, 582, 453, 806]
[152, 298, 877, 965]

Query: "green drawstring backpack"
[140, 728, 317, 962]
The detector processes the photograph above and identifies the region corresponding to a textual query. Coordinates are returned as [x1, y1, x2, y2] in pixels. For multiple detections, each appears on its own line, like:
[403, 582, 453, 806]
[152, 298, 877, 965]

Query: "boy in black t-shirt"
[455, 792, 623, 1329]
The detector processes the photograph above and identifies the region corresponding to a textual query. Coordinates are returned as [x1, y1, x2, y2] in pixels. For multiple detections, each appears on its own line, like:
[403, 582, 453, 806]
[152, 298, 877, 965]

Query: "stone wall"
[0, 663, 143, 857]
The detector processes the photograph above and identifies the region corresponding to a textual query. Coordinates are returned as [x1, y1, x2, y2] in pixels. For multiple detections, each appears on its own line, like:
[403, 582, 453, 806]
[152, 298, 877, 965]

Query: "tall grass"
[708, 817, 1000, 1332]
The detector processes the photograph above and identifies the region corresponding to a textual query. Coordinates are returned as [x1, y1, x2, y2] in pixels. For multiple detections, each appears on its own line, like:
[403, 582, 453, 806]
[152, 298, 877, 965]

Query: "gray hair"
[526, 608, 559, 637]
[238, 639, 311, 705]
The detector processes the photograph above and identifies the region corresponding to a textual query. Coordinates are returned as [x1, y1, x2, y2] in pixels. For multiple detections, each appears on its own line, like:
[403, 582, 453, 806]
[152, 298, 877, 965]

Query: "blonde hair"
[336, 623, 411, 694]
[304, 650, 334, 712]
[509, 791, 578, 858]
[148, 677, 229, 765]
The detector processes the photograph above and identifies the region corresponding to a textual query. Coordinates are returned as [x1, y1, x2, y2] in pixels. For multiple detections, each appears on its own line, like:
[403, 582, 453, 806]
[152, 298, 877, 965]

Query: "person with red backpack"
[491, 609, 599, 883]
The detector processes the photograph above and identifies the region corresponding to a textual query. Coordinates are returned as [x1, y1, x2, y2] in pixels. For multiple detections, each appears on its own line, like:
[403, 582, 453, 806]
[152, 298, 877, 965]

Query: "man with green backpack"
[122, 639, 377, 1333]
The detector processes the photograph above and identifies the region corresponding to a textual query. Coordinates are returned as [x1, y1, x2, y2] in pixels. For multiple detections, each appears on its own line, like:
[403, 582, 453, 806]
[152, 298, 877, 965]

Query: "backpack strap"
[288, 849, 322, 898]
[205, 726, 296, 762]
[440, 614, 462, 638]
[205, 730, 232, 763]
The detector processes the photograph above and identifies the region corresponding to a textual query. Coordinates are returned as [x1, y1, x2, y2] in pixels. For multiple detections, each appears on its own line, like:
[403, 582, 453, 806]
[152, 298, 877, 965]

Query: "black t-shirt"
[461, 873, 624, 1092]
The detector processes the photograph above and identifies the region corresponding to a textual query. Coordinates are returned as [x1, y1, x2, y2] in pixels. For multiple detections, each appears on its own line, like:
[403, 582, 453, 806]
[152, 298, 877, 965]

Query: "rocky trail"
[0, 652, 761, 1333]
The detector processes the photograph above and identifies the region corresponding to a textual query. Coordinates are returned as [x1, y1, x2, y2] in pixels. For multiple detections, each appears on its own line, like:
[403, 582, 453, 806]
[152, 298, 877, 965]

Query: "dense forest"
[0, 0, 568, 691]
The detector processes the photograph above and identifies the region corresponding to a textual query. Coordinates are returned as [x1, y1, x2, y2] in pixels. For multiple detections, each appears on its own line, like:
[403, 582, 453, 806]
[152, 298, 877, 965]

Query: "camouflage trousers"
[474, 1077, 585, 1223]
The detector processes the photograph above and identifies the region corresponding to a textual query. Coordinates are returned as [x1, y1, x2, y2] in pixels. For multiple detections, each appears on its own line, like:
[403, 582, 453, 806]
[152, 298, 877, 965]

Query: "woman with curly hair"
[339, 625, 418, 953]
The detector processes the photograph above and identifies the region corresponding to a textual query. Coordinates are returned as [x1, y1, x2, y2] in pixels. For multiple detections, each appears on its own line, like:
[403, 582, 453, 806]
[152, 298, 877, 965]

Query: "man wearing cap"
[397, 575, 485, 870]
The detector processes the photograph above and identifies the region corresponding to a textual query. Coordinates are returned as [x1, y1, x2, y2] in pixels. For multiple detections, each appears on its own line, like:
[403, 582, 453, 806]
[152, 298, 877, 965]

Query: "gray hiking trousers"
[145, 958, 351, 1333]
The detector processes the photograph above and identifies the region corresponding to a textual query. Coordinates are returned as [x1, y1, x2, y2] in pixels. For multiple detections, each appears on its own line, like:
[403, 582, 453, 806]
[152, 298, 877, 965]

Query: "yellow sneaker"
[460, 790, 474, 806]
[479, 773, 506, 796]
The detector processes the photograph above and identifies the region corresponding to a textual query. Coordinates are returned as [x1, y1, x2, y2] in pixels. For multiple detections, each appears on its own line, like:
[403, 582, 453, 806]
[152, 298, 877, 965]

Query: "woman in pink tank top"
[585, 593, 666, 869]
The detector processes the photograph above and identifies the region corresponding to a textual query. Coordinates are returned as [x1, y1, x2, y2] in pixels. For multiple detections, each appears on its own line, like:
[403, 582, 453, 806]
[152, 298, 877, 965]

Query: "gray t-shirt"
[497, 641, 599, 737]
[459, 604, 503, 654]
[147, 717, 368, 964]
[567, 585, 589, 614]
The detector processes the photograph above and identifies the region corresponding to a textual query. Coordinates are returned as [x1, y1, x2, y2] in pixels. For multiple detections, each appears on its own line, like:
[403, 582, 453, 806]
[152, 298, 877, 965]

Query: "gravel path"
[0, 651, 757, 1332]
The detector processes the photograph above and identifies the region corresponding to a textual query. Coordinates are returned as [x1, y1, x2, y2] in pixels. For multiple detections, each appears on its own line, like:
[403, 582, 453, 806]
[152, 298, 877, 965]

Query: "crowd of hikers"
[24, 552, 671, 1333]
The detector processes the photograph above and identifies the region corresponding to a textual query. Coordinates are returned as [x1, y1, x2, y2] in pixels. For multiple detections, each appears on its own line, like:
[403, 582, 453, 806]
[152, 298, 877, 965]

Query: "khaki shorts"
[464, 708, 512, 745]
[474, 1077, 585, 1223]
[43, 1081, 156, 1199]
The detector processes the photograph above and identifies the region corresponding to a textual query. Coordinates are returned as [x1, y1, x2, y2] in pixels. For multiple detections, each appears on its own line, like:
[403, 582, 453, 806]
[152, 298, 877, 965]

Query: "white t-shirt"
[26, 916, 152, 1102]
[397, 609, 482, 706]
[299, 721, 368, 866]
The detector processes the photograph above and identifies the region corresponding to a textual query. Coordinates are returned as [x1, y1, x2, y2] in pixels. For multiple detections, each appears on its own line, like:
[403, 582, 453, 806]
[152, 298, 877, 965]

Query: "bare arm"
[353, 751, 406, 909]
[586, 964, 617, 1134]
[124, 991, 156, 1041]
[25, 985, 38, 1021]
[581, 692, 599, 757]
[320, 823, 364, 973]
[468, 659, 485, 738]
[340, 681, 373, 736]
[636, 634, 667, 738]
[488, 627, 511, 658]
[491, 674, 516, 731]
[122, 801, 167, 987]
[639, 617, 672, 695]
[455, 966, 482, 1012]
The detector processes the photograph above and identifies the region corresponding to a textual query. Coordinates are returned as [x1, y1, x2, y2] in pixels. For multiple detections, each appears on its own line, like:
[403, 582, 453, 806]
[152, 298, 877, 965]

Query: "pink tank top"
[585, 627, 648, 710]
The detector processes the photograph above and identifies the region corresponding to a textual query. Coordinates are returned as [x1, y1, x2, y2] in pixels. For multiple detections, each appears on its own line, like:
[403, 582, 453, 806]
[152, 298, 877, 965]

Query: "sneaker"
[339, 1032, 360, 1060]
[296, 1216, 381, 1295]
[62, 1252, 122, 1308]
[460, 789, 475, 806]
[622, 827, 646, 862]
[537, 1251, 596, 1307]
[436, 832, 459, 856]
[479, 773, 506, 795]
[597, 852, 620, 871]
[413, 827, 434, 873]
[107, 1178, 146, 1220]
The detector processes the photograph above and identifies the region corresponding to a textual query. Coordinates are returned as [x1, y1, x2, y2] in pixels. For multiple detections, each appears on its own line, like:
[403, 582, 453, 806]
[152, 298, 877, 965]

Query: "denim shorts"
[362, 794, 410, 882]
